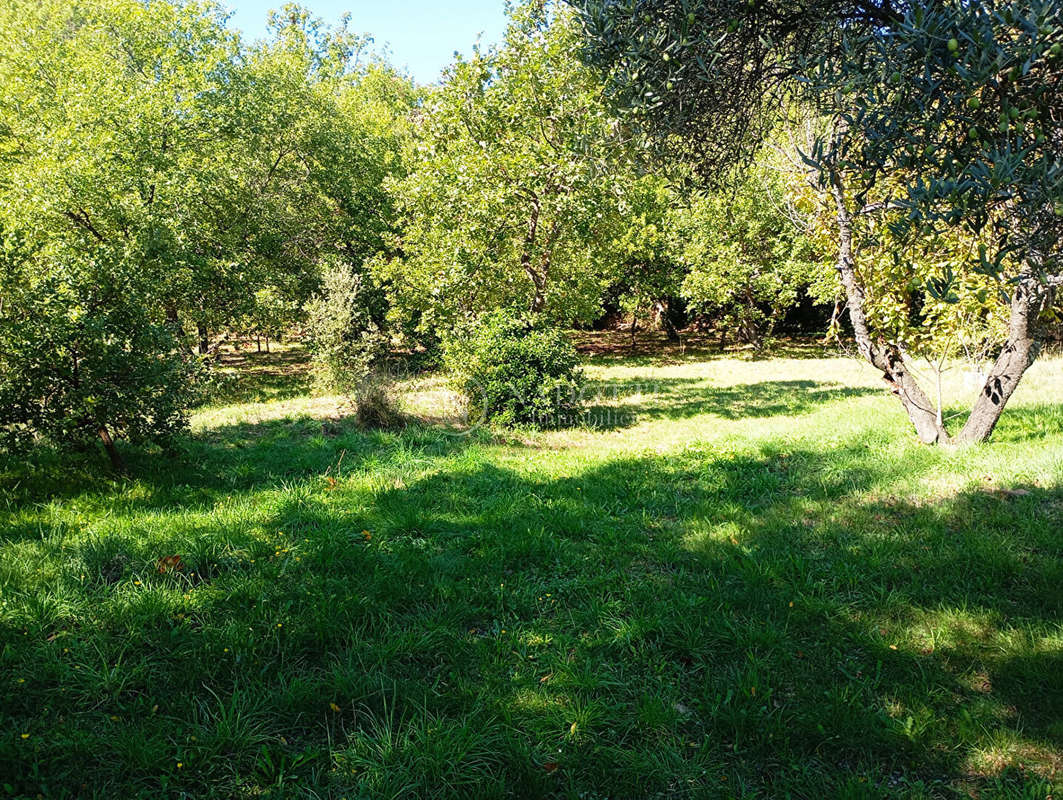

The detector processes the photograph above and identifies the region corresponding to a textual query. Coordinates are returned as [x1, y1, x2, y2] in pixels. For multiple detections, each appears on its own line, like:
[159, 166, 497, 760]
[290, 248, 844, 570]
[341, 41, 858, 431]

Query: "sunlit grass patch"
[2, 349, 1062, 797]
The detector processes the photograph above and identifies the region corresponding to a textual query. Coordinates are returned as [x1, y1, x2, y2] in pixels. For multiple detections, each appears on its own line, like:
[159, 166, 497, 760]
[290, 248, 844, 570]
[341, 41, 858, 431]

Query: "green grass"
[2, 343, 1063, 798]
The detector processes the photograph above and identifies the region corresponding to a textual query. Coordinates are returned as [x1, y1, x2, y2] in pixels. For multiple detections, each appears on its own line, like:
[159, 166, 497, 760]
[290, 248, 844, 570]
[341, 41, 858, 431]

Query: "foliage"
[304, 261, 388, 395]
[0, 0, 235, 457]
[604, 175, 687, 337]
[243, 287, 302, 348]
[855, 217, 1011, 360]
[829, 0, 1062, 276]
[444, 311, 585, 428]
[382, 1, 627, 339]
[568, 0, 882, 178]
[0, 0, 239, 341]
[0, 239, 200, 463]
[673, 160, 833, 344]
[773, 124, 1011, 358]
[569, 0, 1061, 442]
[166, 5, 414, 343]
[0, 0, 414, 458]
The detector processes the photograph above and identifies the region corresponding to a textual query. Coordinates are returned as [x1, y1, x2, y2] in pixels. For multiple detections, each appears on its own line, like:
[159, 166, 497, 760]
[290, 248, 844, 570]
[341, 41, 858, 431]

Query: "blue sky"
[222, 0, 509, 84]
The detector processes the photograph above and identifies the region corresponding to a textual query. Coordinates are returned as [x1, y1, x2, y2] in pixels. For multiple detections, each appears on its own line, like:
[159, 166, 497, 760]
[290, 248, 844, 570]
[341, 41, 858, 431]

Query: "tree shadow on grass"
[0, 374, 876, 513]
[3, 426, 1062, 796]
[582, 377, 881, 429]
[0, 417, 496, 543]
[573, 330, 845, 366]
[331, 445, 1063, 796]
[202, 346, 314, 406]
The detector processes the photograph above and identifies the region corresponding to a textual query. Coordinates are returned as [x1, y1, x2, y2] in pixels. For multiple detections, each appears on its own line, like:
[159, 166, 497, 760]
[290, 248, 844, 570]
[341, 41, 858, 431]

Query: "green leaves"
[304, 261, 388, 394]
[0, 0, 414, 457]
[836, 0, 1062, 273]
[383, 2, 627, 336]
[443, 310, 585, 428]
[0, 240, 201, 453]
[673, 159, 832, 343]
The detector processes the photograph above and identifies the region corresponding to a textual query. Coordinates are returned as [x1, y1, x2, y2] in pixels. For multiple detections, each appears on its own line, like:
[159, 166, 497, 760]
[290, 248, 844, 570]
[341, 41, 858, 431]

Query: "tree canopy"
[382, 1, 629, 337]
[2, 0, 1058, 461]
[0, 0, 414, 463]
[569, 0, 1062, 443]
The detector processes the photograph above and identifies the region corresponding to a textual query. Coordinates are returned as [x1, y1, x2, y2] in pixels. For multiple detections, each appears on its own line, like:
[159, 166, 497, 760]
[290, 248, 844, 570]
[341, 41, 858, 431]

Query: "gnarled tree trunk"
[830, 172, 950, 444]
[957, 271, 1057, 444]
[830, 169, 1057, 445]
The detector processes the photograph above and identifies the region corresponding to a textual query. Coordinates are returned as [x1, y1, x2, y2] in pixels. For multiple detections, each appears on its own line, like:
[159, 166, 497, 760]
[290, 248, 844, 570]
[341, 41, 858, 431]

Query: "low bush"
[445, 311, 584, 428]
[352, 370, 406, 430]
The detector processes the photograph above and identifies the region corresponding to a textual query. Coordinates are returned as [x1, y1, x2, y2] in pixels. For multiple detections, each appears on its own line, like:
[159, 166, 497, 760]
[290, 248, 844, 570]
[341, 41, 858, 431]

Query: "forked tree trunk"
[830, 173, 950, 444]
[956, 271, 1055, 444]
[830, 169, 1056, 445]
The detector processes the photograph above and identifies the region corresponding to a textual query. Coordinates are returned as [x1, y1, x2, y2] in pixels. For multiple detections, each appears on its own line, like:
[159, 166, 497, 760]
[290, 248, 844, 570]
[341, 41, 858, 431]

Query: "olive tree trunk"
[956, 271, 1057, 444]
[830, 173, 950, 444]
[830, 169, 1057, 445]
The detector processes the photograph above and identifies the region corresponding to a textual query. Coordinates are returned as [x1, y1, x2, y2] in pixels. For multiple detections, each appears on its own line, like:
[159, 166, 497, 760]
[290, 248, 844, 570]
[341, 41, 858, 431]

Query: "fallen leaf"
[156, 555, 183, 574]
[543, 762, 559, 773]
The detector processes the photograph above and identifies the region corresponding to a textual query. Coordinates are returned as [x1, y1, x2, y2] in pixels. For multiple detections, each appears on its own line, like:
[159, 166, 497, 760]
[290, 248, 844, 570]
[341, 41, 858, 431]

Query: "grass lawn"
[2, 340, 1062, 798]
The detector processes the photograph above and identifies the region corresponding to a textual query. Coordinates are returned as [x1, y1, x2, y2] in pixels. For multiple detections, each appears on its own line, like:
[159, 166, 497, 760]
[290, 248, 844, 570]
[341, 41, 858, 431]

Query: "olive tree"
[826, 0, 1062, 442]
[570, 0, 1062, 443]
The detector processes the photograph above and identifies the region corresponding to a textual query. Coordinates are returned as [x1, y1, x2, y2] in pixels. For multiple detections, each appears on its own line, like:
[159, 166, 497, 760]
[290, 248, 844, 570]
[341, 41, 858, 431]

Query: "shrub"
[444, 311, 584, 428]
[304, 262, 406, 428]
[352, 370, 406, 430]
[304, 262, 388, 395]
[0, 268, 201, 470]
